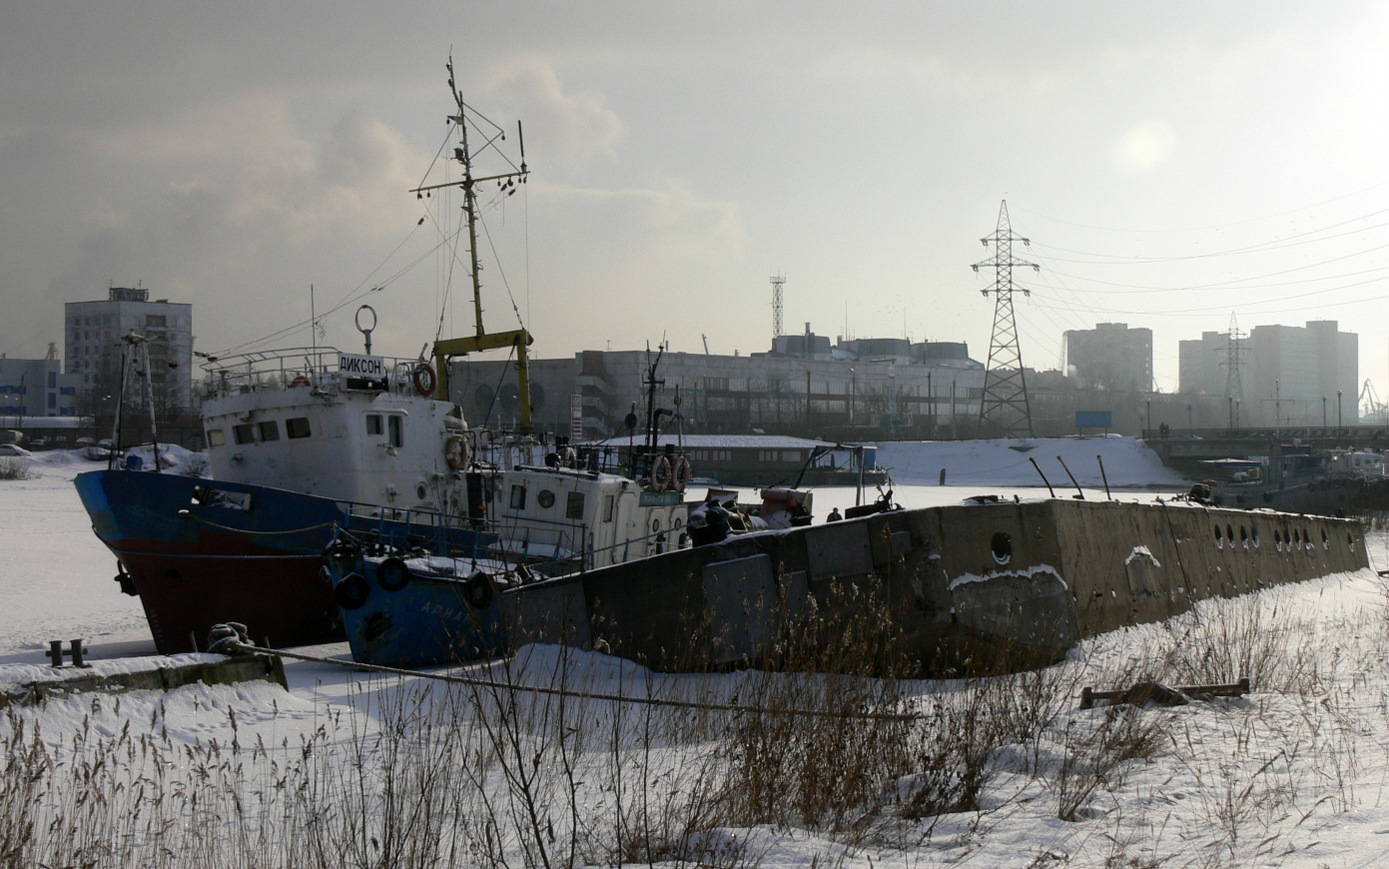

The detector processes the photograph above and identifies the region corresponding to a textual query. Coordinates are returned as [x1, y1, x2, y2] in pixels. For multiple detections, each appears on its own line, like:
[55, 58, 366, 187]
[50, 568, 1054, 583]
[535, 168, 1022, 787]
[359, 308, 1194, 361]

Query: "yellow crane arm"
[433, 329, 535, 434]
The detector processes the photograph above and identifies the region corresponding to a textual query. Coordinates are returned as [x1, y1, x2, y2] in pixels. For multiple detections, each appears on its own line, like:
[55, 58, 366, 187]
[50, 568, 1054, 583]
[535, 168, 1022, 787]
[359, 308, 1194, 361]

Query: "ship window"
[510, 484, 526, 510]
[233, 423, 256, 445]
[286, 417, 311, 439]
[537, 489, 555, 509]
[258, 421, 280, 442]
[366, 414, 383, 436]
[206, 429, 226, 447]
[566, 492, 585, 520]
[603, 494, 615, 522]
[388, 415, 404, 448]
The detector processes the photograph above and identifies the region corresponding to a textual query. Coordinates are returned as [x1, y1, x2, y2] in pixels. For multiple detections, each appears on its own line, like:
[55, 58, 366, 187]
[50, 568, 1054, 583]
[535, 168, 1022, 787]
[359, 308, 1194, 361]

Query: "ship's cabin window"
[388, 415, 404, 448]
[258, 420, 280, 442]
[286, 417, 312, 439]
[603, 494, 615, 522]
[233, 423, 256, 445]
[566, 492, 585, 520]
[537, 489, 556, 509]
[206, 428, 226, 447]
[366, 414, 383, 436]
[510, 484, 527, 510]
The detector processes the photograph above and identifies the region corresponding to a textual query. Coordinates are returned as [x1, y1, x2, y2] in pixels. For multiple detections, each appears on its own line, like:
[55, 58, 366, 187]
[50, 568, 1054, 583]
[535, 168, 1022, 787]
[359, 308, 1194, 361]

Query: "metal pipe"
[1028, 456, 1055, 497]
[1056, 456, 1085, 499]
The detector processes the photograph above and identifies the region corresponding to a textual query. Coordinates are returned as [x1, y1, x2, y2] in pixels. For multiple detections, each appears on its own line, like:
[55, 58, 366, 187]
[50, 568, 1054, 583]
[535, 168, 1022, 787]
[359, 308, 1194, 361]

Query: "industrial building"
[445, 332, 986, 442]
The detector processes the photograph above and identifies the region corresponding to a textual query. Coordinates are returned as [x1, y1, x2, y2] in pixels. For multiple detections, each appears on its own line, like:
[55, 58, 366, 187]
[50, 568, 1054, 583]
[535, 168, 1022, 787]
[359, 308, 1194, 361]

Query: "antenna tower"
[1221, 312, 1245, 404]
[770, 274, 785, 339]
[974, 200, 1038, 438]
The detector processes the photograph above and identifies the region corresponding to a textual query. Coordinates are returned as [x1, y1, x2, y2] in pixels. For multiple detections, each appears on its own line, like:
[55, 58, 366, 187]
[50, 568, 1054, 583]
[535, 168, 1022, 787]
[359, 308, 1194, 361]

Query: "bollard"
[45, 639, 89, 668]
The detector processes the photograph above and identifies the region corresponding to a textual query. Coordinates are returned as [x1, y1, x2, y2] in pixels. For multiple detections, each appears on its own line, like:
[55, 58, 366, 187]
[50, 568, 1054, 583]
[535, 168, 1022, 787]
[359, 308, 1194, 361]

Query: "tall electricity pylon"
[975, 200, 1038, 438]
[1221, 312, 1245, 404]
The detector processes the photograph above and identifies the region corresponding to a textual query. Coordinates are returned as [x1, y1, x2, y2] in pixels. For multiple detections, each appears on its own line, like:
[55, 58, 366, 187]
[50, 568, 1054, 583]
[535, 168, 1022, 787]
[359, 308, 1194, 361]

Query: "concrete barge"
[504, 498, 1369, 676]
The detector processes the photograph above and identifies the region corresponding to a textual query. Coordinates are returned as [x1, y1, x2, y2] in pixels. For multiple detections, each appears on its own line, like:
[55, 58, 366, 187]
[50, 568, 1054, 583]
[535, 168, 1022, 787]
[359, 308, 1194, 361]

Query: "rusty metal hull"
[504, 498, 1369, 676]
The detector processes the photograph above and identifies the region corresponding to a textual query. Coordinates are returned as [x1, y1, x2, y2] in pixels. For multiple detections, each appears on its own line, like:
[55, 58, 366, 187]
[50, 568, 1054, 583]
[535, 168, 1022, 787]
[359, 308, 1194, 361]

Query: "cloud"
[1110, 120, 1176, 174]
[487, 60, 624, 171]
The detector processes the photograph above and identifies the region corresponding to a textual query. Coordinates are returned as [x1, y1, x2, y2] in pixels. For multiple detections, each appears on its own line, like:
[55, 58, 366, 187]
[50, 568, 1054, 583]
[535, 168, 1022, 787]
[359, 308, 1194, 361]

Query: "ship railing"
[334, 501, 689, 576]
[488, 513, 688, 574]
[199, 347, 428, 400]
[340, 502, 491, 560]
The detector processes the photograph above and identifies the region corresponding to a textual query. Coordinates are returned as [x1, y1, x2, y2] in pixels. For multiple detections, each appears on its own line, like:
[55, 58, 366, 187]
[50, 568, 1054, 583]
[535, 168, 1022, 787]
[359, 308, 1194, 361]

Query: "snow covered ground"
[4, 440, 1389, 867]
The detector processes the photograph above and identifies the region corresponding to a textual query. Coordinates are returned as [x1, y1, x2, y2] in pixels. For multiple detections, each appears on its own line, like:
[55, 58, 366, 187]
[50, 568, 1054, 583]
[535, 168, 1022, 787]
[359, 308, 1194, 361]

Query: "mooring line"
[235, 642, 922, 723]
[181, 513, 341, 536]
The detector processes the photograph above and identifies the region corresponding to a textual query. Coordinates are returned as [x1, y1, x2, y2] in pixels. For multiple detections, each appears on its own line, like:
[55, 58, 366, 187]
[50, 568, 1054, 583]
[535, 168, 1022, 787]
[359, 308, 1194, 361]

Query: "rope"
[181, 513, 341, 537]
[234, 642, 921, 723]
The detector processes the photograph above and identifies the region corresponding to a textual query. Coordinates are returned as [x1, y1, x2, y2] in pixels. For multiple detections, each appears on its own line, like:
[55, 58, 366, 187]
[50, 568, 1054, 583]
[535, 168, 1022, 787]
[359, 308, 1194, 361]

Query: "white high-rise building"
[1178, 320, 1357, 426]
[64, 287, 194, 415]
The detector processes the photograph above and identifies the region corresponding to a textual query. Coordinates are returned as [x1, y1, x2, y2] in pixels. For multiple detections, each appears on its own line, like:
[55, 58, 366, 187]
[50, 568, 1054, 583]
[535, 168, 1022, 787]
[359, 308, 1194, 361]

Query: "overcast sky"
[2, 1, 1387, 397]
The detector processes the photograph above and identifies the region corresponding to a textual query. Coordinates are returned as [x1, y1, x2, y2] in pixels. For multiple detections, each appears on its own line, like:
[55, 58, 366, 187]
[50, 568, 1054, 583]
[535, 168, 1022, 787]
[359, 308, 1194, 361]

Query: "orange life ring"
[412, 363, 436, 397]
[290, 374, 312, 388]
[673, 456, 692, 492]
[649, 456, 672, 492]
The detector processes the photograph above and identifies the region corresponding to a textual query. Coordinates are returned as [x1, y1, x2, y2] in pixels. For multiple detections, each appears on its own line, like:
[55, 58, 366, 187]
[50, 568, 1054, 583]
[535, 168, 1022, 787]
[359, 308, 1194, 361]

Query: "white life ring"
[444, 434, 469, 470]
[673, 456, 692, 492]
[649, 456, 672, 492]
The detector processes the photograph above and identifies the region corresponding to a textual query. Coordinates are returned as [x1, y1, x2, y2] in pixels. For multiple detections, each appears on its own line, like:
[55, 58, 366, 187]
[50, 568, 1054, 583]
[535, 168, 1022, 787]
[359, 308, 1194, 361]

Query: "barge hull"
[505, 498, 1369, 676]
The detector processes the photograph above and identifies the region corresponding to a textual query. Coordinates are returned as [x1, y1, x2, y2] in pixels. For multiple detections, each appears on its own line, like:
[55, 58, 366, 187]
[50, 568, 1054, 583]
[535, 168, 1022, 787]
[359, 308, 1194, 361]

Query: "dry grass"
[0, 458, 29, 481]
[5, 563, 1389, 867]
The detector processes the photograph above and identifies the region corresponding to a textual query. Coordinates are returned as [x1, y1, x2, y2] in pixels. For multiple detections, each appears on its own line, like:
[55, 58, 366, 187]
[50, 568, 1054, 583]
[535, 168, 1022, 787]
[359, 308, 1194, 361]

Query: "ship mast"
[411, 56, 535, 433]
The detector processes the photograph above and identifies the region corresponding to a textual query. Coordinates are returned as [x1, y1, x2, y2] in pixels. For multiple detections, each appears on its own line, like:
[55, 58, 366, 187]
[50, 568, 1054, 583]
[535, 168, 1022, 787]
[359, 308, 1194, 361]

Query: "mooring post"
[46, 640, 64, 667]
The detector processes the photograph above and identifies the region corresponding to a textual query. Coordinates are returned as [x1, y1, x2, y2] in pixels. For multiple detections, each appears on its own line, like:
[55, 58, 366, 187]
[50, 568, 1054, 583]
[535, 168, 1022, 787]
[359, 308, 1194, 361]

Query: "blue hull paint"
[333, 557, 506, 668]
[74, 469, 493, 653]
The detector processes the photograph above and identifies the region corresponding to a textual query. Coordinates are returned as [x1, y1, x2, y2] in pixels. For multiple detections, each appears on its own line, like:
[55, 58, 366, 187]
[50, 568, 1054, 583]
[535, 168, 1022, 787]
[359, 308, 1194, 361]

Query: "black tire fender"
[335, 573, 370, 610]
[465, 571, 496, 610]
[377, 557, 411, 592]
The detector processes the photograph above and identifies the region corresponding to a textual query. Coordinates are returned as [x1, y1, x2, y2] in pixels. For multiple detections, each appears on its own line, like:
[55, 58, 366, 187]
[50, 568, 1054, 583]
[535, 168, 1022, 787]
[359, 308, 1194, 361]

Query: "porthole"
[1226, 524, 1234, 544]
[416, 483, 428, 501]
[1252, 525, 1260, 548]
[990, 531, 1012, 565]
[1274, 530, 1283, 551]
[1349, 531, 1357, 552]
[1213, 524, 1222, 547]
[537, 489, 556, 509]
[1239, 525, 1249, 549]
[1322, 528, 1330, 550]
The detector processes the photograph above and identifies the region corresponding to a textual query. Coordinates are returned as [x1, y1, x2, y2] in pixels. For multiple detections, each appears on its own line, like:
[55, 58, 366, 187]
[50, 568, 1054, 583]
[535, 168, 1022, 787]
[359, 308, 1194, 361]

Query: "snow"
[878, 435, 1191, 488]
[4, 439, 1389, 867]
